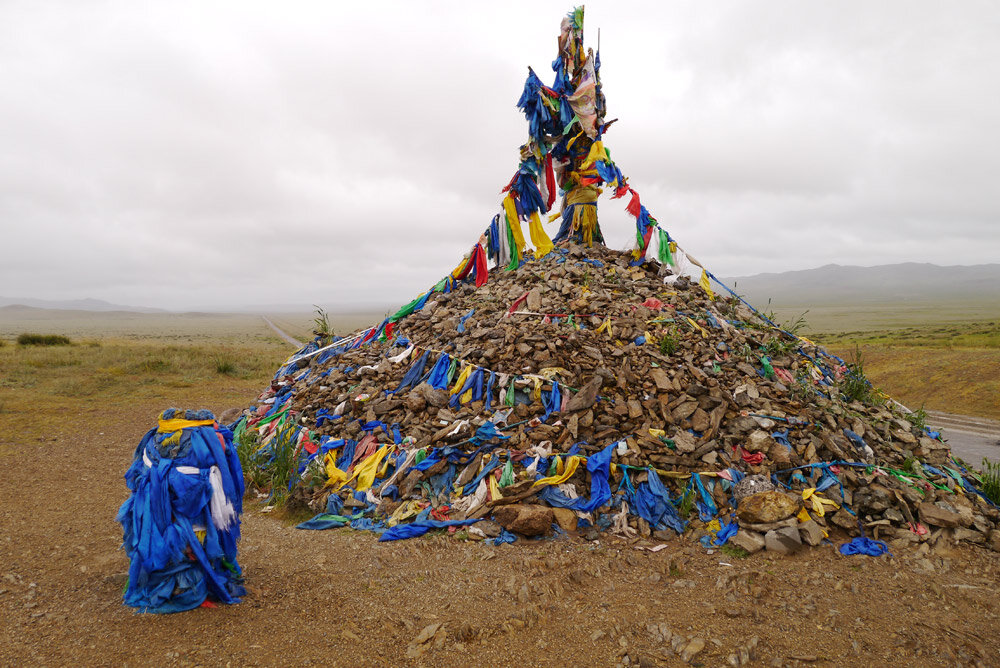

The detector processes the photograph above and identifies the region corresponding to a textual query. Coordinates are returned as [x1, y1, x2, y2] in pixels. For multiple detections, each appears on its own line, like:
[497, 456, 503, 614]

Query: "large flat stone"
[764, 526, 802, 555]
[737, 491, 800, 524]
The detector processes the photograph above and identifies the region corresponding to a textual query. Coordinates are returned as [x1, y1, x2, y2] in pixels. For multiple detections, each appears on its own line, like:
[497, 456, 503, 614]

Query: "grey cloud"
[2, 0, 998, 310]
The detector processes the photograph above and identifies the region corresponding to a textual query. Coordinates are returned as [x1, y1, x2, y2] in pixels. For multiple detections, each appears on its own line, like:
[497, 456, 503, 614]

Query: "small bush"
[782, 310, 809, 336]
[658, 331, 678, 356]
[266, 426, 301, 505]
[235, 428, 268, 491]
[313, 305, 332, 344]
[676, 489, 694, 519]
[18, 333, 71, 346]
[215, 358, 237, 375]
[905, 405, 928, 432]
[981, 459, 1000, 506]
[237, 425, 303, 506]
[736, 342, 755, 364]
[842, 345, 873, 404]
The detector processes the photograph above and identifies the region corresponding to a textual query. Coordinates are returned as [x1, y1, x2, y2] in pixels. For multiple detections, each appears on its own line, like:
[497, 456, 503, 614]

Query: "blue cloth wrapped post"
[117, 409, 246, 613]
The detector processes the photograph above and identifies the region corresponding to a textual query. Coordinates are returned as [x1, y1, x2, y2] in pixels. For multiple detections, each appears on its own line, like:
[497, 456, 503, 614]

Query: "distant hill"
[0, 296, 167, 313]
[721, 263, 1000, 308]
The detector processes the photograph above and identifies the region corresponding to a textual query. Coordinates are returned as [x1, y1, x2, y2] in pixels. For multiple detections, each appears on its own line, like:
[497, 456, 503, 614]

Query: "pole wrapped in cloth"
[117, 408, 246, 613]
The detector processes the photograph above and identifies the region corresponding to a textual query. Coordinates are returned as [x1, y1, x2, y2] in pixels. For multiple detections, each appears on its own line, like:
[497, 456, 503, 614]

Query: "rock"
[672, 430, 697, 454]
[951, 527, 984, 544]
[733, 384, 759, 406]
[551, 508, 578, 533]
[919, 501, 962, 528]
[745, 430, 774, 453]
[738, 518, 799, 533]
[729, 529, 766, 554]
[650, 368, 671, 391]
[493, 504, 554, 537]
[478, 520, 502, 538]
[414, 383, 449, 408]
[988, 530, 1000, 552]
[737, 491, 799, 524]
[947, 495, 976, 527]
[680, 637, 706, 662]
[526, 288, 542, 312]
[732, 475, 774, 502]
[565, 376, 603, 412]
[691, 408, 710, 433]
[672, 401, 699, 421]
[405, 391, 426, 412]
[768, 442, 790, 466]
[830, 508, 857, 532]
[798, 520, 825, 546]
[413, 623, 441, 645]
[764, 526, 802, 555]
[218, 407, 243, 424]
[728, 416, 760, 435]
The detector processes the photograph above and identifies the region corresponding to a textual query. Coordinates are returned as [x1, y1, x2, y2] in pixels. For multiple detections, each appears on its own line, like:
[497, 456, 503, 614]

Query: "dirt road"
[261, 315, 303, 348]
[2, 390, 1000, 667]
[929, 411, 1000, 464]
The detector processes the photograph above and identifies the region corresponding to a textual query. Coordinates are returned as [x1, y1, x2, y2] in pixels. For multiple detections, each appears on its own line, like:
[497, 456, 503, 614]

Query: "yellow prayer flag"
[699, 269, 715, 300]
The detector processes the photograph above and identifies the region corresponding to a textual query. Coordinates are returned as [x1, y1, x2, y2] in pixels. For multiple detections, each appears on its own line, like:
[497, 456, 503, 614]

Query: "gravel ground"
[2, 399, 1000, 667]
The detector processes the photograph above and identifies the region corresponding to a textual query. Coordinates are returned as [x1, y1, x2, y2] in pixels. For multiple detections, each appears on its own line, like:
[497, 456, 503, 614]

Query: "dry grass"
[0, 334, 291, 454]
[0, 309, 381, 454]
[816, 322, 1000, 419]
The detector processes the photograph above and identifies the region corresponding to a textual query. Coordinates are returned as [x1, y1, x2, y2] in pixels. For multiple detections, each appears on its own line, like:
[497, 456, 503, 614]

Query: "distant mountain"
[0, 296, 167, 313]
[720, 262, 1000, 307]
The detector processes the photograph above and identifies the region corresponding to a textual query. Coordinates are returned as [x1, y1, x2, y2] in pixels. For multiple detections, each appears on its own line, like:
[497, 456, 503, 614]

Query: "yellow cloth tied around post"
[157, 418, 215, 433]
[801, 488, 839, 517]
[343, 444, 391, 492]
[532, 455, 583, 487]
[527, 211, 554, 258]
[564, 185, 600, 247]
[502, 195, 527, 255]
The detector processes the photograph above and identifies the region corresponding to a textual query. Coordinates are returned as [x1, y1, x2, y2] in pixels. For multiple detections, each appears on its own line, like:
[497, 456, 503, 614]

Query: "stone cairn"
[236, 240, 999, 553]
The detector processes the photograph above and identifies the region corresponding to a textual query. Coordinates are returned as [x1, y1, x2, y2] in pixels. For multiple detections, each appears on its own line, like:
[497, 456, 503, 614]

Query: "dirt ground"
[2, 389, 1000, 668]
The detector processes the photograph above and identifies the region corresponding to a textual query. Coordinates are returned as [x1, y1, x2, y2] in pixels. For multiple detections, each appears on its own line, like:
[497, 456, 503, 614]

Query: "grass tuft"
[18, 333, 71, 346]
[214, 358, 238, 375]
[313, 305, 333, 345]
[842, 345, 874, 404]
[658, 330, 678, 356]
[905, 405, 928, 432]
[720, 544, 750, 559]
[981, 458, 1000, 506]
[676, 489, 694, 519]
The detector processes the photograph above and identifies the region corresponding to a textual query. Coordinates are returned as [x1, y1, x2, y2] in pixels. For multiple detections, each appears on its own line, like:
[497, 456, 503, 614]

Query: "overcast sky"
[2, 1, 998, 311]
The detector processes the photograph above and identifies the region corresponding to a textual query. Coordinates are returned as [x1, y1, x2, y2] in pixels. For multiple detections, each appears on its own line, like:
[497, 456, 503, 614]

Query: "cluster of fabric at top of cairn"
[233, 239, 1000, 554]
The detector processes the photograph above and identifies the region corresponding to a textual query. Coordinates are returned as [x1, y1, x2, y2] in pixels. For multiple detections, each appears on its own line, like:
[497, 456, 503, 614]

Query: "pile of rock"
[238, 242, 999, 552]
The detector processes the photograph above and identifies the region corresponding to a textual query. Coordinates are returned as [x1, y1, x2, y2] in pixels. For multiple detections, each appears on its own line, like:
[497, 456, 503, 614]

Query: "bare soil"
[2, 391, 1000, 667]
